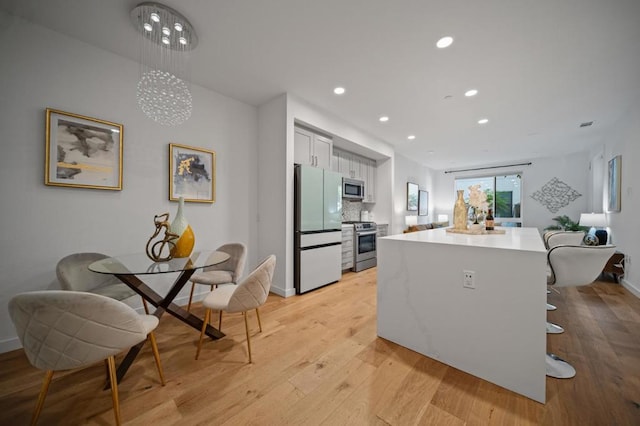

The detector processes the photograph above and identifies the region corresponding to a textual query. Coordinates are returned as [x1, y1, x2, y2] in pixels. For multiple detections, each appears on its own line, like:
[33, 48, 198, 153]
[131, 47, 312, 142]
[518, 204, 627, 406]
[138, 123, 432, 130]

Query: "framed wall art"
[45, 108, 123, 190]
[407, 182, 418, 211]
[607, 155, 621, 212]
[169, 143, 216, 203]
[418, 190, 429, 216]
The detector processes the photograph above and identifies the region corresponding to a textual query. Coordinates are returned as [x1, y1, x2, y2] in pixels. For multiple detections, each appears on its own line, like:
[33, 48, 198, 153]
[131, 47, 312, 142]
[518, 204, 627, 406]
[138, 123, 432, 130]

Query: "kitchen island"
[377, 227, 547, 403]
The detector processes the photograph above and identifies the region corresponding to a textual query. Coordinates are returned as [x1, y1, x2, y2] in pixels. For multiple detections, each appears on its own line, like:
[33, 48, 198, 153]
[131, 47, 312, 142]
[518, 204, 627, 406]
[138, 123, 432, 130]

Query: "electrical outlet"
[463, 270, 476, 289]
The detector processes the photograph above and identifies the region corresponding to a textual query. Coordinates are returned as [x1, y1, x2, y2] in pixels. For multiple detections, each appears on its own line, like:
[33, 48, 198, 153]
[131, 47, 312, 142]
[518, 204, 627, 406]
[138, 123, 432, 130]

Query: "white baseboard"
[270, 284, 295, 298]
[0, 337, 22, 354]
[621, 278, 640, 299]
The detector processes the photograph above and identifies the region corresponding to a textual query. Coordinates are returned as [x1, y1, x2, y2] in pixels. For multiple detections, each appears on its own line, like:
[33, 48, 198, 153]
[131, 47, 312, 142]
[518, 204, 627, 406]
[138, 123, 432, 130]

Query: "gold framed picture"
[45, 108, 123, 190]
[169, 143, 216, 203]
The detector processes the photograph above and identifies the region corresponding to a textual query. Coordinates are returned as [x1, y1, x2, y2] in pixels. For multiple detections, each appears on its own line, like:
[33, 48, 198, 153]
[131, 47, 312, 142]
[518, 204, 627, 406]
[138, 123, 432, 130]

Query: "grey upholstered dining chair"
[186, 243, 247, 312]
[8, 290, 166, 425]
[56, 252, 149, 313]
[195, 255, 276, 363]
[545, 244, 616, 379]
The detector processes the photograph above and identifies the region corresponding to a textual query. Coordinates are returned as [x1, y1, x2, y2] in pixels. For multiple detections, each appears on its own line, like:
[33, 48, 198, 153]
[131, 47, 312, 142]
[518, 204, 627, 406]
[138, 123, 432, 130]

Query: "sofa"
[404, 221, 449, 233]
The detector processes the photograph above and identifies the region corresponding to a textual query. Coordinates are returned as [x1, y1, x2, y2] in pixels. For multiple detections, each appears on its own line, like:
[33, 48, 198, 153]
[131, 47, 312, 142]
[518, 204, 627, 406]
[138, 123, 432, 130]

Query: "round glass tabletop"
[88, 250, 230, 275]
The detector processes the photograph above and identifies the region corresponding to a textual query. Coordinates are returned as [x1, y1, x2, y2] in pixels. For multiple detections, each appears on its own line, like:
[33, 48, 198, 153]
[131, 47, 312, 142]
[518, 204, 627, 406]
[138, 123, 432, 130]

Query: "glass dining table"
[89, 250, 230, 383]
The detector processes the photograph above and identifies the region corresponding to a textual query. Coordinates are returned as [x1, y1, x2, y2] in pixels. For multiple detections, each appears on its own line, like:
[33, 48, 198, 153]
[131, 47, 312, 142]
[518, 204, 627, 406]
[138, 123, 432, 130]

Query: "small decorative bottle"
[170, 197, 195, 258]
[453, 190, 468, 231]
[485, 208, 495, 231]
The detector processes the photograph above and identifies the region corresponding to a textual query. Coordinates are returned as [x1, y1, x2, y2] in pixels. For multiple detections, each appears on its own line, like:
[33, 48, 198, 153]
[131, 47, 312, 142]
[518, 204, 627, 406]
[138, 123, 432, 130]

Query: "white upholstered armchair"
[196, 255, 276, 363]
[9, 290, 165, 425]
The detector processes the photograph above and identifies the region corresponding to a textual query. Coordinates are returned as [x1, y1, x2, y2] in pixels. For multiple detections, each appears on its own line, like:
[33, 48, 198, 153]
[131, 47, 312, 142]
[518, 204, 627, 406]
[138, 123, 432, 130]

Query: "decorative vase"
[453, 190, 468, 230]
[170, 197, 195, 258]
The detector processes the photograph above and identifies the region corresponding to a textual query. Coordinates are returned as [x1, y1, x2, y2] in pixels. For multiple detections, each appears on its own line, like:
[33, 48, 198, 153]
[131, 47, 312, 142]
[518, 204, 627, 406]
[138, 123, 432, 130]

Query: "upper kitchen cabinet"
[364, 158, 376, 203]
[333, 148, 376, 203]
[294, 126, 332, 169]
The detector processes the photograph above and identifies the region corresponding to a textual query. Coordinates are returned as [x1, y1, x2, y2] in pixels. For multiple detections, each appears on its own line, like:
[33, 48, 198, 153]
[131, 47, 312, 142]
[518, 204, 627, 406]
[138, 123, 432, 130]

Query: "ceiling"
[2, 0, 640, 170]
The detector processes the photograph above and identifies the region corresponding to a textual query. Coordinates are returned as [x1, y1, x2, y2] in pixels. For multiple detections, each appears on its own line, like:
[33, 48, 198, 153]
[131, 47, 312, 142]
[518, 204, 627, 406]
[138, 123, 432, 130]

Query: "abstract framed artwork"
[45, 108, 123, 190]
[407, 182, 418, 211]
[169, 143, 216, 203]
[607, 155, 621, 212]
[418, 190, 429, 216]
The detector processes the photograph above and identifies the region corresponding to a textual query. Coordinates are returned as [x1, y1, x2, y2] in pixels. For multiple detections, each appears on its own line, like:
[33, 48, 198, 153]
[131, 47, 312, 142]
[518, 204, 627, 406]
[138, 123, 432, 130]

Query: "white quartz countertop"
[381, 226, 546, 252]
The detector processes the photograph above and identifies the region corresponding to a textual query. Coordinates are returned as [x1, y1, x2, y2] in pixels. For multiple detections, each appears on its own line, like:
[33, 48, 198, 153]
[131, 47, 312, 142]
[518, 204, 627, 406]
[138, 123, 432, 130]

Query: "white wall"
[600, 102, 640, 296]
[0, 13, 258, 352]
[256, 93, 396, 296]
[393, 153, 438, 234]
[433, 153, 591, 232]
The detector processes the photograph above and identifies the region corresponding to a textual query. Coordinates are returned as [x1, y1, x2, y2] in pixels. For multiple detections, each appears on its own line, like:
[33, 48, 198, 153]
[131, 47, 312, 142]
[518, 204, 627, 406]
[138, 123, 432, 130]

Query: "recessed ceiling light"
[143, 23, 153, 32]
[436, 36, 454, 48]
[579, 121, 594, 127]
[478, 118, 489, 124]
[407, 135, 416, 140]
[150, 12, 160, 22]
[465, 89, 478, 97]
[427, 150, 435, 154]
[379, 116, 389, 122]
[333, 87, 345, 95]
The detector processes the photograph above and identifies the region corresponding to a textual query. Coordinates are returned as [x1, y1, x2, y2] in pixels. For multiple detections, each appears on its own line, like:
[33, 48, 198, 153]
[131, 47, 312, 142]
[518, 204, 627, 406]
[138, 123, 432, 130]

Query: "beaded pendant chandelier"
[130, 2, 198, 126]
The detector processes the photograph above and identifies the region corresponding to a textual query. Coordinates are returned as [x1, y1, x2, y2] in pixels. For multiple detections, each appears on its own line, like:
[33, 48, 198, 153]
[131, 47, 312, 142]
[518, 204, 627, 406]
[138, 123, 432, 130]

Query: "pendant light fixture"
[130, 2, 198, 126]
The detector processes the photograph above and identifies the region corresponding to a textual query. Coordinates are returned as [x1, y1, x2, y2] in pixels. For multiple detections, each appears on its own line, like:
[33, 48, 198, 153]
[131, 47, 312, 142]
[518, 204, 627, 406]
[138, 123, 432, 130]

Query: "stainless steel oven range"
[351, 221, 377, 272]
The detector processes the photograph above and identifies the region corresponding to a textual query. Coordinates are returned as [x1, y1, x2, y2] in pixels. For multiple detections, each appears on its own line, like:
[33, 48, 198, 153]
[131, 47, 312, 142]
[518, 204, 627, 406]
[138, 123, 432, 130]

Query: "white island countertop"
[382, 226, 546, 253]
[377, 226, 548, 403]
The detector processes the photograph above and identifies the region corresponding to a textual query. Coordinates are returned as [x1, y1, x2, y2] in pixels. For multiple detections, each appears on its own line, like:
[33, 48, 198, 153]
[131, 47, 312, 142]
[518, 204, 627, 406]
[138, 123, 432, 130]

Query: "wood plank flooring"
[1, 268, 639, 425]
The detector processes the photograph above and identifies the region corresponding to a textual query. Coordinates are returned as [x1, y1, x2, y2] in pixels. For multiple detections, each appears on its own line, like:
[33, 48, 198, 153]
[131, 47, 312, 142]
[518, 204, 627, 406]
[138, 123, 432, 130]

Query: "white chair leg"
[546, 303, 557, 311]
[546, 321, 564, 334]
[546, 353, 576, 378]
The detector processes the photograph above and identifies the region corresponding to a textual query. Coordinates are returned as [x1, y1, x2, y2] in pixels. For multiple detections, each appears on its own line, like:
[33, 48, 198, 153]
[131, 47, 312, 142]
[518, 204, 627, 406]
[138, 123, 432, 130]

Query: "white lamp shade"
[437, 214, 449, 223]
[579, 213, 607, 228]
[405, 215, 418, 227]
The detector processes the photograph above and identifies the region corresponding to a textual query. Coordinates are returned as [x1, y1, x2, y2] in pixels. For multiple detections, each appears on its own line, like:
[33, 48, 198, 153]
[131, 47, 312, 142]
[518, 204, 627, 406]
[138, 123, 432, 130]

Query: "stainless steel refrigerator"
[294, 164, 342, 294]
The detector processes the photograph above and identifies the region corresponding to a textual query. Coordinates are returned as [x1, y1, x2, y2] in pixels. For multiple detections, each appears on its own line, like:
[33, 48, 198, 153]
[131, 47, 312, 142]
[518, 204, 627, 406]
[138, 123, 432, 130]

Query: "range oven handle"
[356, 231, 377, 236]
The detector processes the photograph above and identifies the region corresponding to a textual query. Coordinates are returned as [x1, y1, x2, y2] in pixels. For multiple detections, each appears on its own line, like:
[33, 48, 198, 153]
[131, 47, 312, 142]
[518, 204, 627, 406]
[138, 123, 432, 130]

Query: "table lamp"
[437, 214, 449, 223]
[405, 215, 418, 228]
[579, 213, 607, 245]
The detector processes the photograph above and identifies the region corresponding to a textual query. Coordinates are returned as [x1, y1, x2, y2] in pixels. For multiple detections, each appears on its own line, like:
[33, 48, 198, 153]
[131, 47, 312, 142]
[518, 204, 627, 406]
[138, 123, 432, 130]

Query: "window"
[455, 174, 522, 224]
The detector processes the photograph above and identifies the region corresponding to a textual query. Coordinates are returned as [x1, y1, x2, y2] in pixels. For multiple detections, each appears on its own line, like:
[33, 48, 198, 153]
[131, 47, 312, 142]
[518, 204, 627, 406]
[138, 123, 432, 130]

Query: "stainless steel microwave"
[343, 178, 365, 199]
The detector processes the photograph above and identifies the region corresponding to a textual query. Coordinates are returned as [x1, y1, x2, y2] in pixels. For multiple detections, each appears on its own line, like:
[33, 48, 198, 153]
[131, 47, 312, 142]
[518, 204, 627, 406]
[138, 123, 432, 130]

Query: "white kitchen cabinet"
[332, 148, 377, 202]
[294, 126, 332, 169]
[376, 224, 388, 237]
[341, 224, 354, 270]
[364, 158, 376, 203]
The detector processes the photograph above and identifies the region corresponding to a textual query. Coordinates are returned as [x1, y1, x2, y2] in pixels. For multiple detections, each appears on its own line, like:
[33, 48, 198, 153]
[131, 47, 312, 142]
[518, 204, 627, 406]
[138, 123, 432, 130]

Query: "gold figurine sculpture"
[146, 213, 180, 262]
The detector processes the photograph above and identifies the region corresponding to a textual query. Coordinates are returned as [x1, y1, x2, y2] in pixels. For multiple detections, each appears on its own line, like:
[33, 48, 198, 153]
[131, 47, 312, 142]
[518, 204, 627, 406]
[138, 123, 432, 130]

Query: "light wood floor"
[1, 268, 639, 425]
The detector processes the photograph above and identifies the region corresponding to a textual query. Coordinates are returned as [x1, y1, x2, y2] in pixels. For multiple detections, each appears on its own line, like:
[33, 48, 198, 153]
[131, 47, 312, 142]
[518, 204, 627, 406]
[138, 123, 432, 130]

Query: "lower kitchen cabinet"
[377, 224, 388, 237]
[342, 224, 354, 270]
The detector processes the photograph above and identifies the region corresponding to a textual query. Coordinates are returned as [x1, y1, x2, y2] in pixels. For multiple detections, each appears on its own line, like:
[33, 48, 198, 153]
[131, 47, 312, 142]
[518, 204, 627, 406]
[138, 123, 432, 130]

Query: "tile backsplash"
[342, 199, 362, 221]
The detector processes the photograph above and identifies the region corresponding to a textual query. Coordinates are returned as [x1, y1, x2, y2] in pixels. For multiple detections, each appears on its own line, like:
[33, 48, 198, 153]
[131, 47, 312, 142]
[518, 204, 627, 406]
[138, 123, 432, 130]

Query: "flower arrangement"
[468, 184, 488, 216]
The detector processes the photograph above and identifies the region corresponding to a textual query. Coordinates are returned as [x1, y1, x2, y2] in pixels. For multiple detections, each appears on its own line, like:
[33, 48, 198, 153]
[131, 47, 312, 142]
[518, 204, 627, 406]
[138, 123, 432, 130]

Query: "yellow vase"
[170, 197, 195, 258]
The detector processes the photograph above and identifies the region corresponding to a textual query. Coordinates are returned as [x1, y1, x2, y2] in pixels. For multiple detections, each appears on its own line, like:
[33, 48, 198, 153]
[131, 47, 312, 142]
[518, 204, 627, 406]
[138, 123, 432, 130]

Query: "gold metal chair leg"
[244, 311, 252, 363]
[147, 332, 166, 385]
[255, 308, 262, 332]
[31, 370, 54, 426]
[218, 310, 223, 331]
[196, 308, 211, 360]
[187, 283, 196, 312]
[107, 356, 121, 426]
[142, 298, 150, 315]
